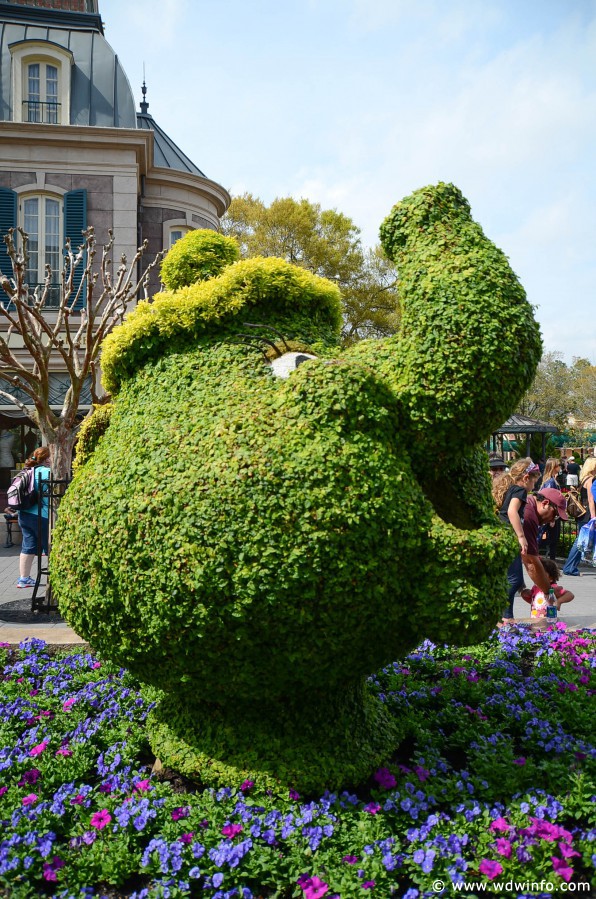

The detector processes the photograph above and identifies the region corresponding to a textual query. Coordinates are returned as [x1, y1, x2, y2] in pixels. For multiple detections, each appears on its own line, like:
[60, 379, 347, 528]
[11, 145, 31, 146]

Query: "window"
[20, 194, 62, 305]
[169, 226, 191, 248]
[9, 41, 73, 125]
[26, 62, 59, 124]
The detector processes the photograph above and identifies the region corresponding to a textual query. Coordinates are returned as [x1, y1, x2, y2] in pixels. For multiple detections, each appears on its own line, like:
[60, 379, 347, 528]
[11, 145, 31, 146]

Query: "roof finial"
[140, 65, 149, 114]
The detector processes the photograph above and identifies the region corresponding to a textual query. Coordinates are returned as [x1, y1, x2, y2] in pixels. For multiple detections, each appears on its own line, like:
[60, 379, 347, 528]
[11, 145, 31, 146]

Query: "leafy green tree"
[516, 352, 596, 438]
[221, 193, 399, 343]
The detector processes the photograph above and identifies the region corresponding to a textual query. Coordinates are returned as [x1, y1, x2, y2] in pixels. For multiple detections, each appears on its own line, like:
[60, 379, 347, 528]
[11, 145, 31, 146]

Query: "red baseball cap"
[539, 487, 569, 520]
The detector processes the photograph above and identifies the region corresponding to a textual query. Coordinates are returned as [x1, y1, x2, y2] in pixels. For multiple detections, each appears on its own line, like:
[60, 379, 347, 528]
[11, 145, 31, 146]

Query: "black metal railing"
[23, 100, 61, 124]
[31, 475, 70, 615]
[28, 282, 61, 308]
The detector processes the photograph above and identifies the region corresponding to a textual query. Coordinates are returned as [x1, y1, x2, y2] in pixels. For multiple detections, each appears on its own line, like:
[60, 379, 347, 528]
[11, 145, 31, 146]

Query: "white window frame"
[163, 218, 193, 251]
[18, 191, 64, 297]
[10, 40, 74, 125]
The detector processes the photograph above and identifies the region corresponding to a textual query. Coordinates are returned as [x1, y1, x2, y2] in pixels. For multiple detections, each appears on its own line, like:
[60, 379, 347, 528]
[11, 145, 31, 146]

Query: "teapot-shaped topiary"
[51, 184, 541, 793]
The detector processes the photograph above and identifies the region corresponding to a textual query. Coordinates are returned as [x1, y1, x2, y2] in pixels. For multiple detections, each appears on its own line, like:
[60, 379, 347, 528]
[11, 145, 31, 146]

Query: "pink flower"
[133, 779, 151, 793]
[364, 802, 381, 815]
[90, 809, 112, 830]
[62, 698, 76, 711]
[551, 857, 573, 882]
[0, 642, 10, 648]
[479, 859, 503, 880]
[29, 740, 49, 757]
[495, 838, 512, 858]
[71, 794, 85, 805]
[0, 786, 7, 797]
[297, 874, 330, 899]
[91, 661, 101, 669]
[55, 748, 72, 757]
[22, 793, 38, 806]
[221, 823, 243, 839]
[489, 817, 511, 833]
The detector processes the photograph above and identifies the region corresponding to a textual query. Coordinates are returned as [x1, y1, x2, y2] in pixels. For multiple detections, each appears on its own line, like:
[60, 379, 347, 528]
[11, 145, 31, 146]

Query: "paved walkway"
[0, 541, 594, 648]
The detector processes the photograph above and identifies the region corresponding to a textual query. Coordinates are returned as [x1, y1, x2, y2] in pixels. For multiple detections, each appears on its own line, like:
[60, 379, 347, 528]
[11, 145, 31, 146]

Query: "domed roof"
[136, 93, 205, 177]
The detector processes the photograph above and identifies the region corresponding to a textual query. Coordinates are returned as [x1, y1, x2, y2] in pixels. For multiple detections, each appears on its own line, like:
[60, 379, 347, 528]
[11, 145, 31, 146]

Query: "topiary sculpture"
[51, 184, 542, 793]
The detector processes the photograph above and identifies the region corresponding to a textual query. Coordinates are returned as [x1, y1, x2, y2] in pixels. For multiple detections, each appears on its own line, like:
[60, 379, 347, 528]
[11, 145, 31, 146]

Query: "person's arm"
[587, 477, 595, 519]
[521, 552, 551, 594]
[507, 497, 527, 554]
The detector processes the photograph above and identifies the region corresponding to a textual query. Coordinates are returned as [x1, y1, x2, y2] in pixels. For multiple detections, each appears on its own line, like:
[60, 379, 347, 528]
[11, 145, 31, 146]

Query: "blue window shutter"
[64, 189, 87, 309]
[0, 188, 17, 281]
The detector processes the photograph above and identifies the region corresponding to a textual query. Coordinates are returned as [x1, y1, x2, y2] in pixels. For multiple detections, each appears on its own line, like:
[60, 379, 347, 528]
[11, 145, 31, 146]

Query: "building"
[0, 0, 230, 476]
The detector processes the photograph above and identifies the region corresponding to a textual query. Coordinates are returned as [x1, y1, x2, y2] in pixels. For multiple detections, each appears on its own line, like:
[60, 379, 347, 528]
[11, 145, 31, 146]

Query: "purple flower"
[512, 757, 526, 765]
[18, 769, 41, 786]
[22, 793, 38, 806]
[478, 859, 503, 880]
[364, 802, 381, 815]
[240, 780, 254, 792]
[489, 817, 511, 833]
[90, 809, 112, 830]
[178, 832, 194, 844]
[289, 789, 301, 801]
[171, 806, 190, 821]
[362, 882, 375, 890]
[42, 856, 64, 882]
[374, 767, 397, 789]
[343, 855, 359, 864]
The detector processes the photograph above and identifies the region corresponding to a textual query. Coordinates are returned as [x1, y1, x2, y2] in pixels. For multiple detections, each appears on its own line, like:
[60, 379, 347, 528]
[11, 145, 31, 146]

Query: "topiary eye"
[270, 352, 317, 379]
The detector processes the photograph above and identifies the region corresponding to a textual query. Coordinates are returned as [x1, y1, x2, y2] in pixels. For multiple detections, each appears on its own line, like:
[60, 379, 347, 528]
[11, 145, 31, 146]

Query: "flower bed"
[0, 626, 594, 898]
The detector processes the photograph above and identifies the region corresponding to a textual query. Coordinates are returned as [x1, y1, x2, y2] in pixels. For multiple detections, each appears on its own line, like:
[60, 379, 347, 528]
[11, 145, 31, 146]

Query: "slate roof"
[136, 109, 205, 177]
[494, 414, 558, 435]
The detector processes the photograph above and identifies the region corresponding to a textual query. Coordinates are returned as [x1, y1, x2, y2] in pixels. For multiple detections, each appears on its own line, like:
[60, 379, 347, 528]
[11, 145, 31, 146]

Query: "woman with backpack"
[17, 446, 51, 589]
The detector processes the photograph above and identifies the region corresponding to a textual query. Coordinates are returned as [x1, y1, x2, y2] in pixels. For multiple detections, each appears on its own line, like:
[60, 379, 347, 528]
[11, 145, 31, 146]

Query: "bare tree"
[0, 227, 162, 479]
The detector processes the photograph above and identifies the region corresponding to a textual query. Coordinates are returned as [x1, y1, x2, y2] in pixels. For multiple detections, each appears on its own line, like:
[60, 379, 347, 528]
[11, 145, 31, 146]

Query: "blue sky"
[100, 0, 596, 364]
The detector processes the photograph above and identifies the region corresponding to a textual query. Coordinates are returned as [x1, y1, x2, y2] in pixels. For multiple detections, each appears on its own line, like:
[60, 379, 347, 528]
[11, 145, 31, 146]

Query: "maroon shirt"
[522, 495, 540, 556]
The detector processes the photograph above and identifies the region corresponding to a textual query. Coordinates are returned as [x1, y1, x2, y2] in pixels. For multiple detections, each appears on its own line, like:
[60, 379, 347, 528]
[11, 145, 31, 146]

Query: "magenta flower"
[171, 806, 190, 821]
[362, 882, 375, 890]
[90, 809, 112, 830]
[364, 802, 381, 815]
[178, 832, 194, 844]
[289, 789, 300, 800]
[91, 661, 101, 669]
[374, 767, 396, 789]
[0, 786, 7, 797]
[71, 794, 85, 805]
[495, 838, 512, 858]
[62, 698, 76, 711]
[551, 857, 573, 882]
[512, 757, 526, 765]
[22, 793, 38, 806]
[479, 859, 503, 880]
[55, 748, 72, 757]
[42, 856, 64, 882]
[240, 779, 254, 792]
[489, 817, 511, 833]
[221, 823, 243, 839]
[133, 779, 151, 793]
[29, 740, 49, 757]
[297, 874, 330, 899]
[558, 842, 580, 859]
[342, 855, 359, 864]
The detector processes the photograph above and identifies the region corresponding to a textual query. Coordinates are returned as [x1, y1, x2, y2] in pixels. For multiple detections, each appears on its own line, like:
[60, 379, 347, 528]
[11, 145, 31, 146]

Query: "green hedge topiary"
[51, 183, 540, 793]
[159, 229, 240, 290]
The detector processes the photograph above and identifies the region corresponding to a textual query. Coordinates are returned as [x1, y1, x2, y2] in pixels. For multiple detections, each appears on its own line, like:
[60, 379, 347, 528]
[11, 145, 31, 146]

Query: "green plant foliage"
[160, 229, 240, 290]
[72, 404, 113, 472]
[52, 183, 541, 793]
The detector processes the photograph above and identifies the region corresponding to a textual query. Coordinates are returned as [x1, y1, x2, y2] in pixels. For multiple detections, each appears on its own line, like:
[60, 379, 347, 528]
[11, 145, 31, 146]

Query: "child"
[520, 558, 574, 615]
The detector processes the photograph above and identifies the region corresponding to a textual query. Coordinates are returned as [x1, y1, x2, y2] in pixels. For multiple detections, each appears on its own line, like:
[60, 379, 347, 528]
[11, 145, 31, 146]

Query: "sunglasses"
[547, 502, 560, 520]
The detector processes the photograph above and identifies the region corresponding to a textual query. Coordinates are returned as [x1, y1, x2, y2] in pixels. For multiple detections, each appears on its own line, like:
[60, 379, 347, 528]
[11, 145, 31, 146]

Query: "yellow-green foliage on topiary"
[73, 404, 113, 472]
[51, 183, 542, 793]
[159, 229, 240, 290]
